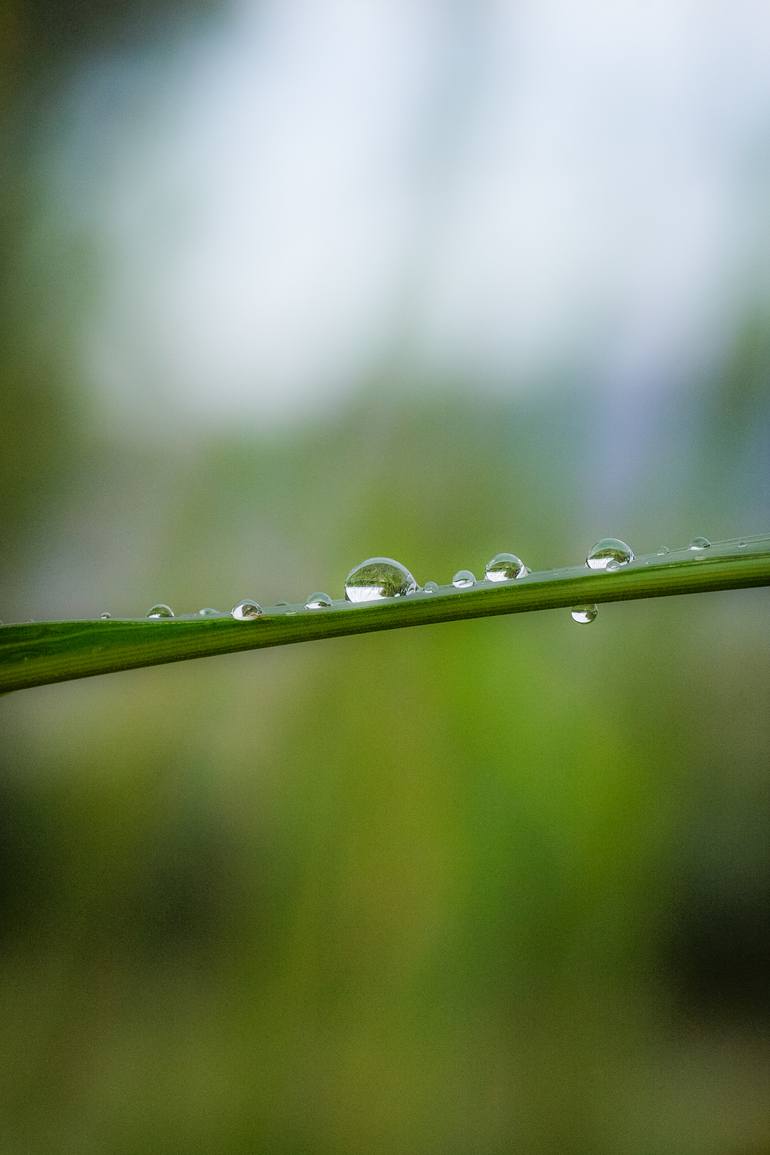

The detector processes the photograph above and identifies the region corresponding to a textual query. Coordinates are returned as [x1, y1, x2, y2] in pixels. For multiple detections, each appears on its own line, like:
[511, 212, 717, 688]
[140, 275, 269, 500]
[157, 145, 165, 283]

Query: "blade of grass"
[2, 536, 769, 693]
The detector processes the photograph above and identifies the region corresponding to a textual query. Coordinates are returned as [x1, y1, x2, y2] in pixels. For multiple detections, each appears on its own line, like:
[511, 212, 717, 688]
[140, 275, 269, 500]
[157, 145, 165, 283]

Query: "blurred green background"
[2, 2, 770, 1152]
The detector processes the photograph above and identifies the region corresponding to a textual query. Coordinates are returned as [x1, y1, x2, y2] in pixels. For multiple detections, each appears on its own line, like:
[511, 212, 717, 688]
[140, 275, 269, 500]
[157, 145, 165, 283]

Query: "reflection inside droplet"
[586, 538, 634, 571]
[571, 604, 598, 625]
[231, 599, 263, 620]
[484, 552, 529, 582]
[344, 558, 417, 602]
[305, 592, 333, 609]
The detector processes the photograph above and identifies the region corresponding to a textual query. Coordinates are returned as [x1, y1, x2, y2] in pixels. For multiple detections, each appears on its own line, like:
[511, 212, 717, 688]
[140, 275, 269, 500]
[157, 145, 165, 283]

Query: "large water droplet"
[484, 552, 529, 582]
[231, 599, 263, 620]
[100, 611, 111, 620]
[585, 539, 634, 570]
[146, 604, 174, 619]
[571, 604, 598, 625]
[452, 570, 476, 589]
[198, 607, 220, 616]
[344, 557, 417, 602]
[423, 581, 439, 594]
[305, 592, 332, 609]
[688, 536, 711, 550]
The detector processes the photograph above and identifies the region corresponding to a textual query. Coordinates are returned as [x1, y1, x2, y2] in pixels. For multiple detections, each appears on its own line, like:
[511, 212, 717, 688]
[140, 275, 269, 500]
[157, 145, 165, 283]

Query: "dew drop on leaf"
[146, 604, 174, 619]
[344, 558, 417, 602]
[688, 536, 711, 550]
[452, 570, 476, 589]
[231, 599, 263, 620]
[571, 604, 598, 624]
[423, 581, 439, 594]
[484, 552, 529, 581]
[585, 539, 634, 571]
[305, 592, 333, 609]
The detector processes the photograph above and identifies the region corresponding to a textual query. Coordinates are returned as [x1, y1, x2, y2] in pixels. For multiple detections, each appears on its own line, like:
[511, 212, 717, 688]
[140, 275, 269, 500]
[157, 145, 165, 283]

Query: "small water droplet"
[423, 581, 439, 594]
[231, 599, 263, 620]
[452, 570, 476, 589]
[344, 557, 417, 602]
[100, 611, 111, 620]
[656, 546, 670, 556]
[738, 540, 747, 549]
[275, 601, 290, 607]
[305, 592, 332, 609]
[688, 536, 711, 550]
[585, 538, 634, 570]
[484, 552, 529, 582]
[571, 604, 598, 625]
[146, 604, 174, 619]
[198, 607, 220, 616]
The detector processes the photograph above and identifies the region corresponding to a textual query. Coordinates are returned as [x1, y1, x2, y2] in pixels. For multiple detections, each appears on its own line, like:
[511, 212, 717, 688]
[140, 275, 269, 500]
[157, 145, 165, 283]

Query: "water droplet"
[423, 581, 439, 594]
[484, 552, 529, 582]
[146, 604, 174, 619]
[452, 570, 476, 589]
[738, 540, 747, 549]
[275, 601, 289, 607]
[688, 536, 711, 550]
[656, 546, 670, 556]
[344, 557, 417, 602]
[231, 599, 263, 620]
[100, 611, 111, 620]
[571, 604, 598, 625]
[305, 592, 332, 609]
[585, 538, 634, 570]
[198, 607, 220, 616]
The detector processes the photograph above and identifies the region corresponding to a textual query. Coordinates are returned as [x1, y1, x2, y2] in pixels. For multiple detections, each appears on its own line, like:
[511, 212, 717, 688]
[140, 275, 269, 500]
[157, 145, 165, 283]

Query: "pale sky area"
[52, 0, 770, 430]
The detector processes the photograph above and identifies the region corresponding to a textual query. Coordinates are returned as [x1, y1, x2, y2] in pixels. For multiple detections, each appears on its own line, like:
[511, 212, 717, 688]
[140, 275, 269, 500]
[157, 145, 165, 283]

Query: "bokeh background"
[2, 2, 770, 1151]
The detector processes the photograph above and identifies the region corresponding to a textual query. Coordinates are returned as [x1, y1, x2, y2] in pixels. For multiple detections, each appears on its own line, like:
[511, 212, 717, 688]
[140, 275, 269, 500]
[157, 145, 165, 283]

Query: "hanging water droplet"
[571, 604, 598, 625]
[344, 557, 417, 602]
[452, 570, 476, 589]
[100, 611, 111, 620]
[585, 538, 634, 570]
[231, 599, 263, 620]
[198, 607, 220, 616]
[305, 592, 332, 609]
[688, 536, 711, 550]
[484, 552, 529, 582]
[146, 604, 174, 619]
[423, 581, 439, 594]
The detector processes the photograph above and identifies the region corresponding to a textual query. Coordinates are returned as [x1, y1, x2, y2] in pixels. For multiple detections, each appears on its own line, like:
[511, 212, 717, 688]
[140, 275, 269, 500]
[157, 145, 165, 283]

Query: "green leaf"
[2, 536, 768, 693]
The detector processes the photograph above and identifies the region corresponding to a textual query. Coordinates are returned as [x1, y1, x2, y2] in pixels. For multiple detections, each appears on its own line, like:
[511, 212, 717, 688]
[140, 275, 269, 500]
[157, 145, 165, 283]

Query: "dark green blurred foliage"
[1, 4, 770, 1153]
